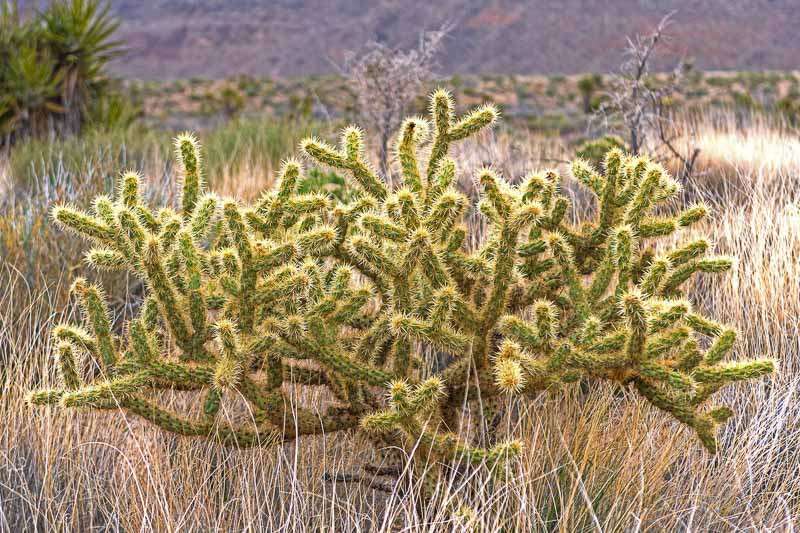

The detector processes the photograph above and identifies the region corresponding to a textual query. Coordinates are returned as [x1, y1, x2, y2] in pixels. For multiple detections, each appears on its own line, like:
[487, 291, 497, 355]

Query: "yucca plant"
[0, 0, 123, 142]
[29, 91, 774, 495]
[40, 0, 124, 133]
[0, 2, 42, 138]
[4, 45, 64, 138]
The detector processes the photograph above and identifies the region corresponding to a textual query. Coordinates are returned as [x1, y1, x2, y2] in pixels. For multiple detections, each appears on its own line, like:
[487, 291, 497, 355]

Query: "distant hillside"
[109, 0, 800, 80]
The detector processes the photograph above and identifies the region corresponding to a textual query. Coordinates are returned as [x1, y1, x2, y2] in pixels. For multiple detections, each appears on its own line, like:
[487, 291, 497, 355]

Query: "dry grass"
[682, 109, 800, 204]
[0, 112, 798, 531]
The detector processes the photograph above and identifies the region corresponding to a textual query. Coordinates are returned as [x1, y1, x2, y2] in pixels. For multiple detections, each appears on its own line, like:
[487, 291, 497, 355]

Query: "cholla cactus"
[30, 91, 773, 486]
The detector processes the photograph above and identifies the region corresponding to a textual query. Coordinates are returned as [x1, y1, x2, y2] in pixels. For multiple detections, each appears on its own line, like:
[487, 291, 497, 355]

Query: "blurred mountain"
[109, 0, 800, 79]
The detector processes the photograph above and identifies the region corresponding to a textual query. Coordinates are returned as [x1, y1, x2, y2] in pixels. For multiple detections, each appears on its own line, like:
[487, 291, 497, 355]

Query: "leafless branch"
[343, 24, 451, 183]
[592, 11, 700, 180]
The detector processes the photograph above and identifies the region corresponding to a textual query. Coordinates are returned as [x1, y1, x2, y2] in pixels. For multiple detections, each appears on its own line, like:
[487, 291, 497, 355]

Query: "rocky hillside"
[110, 0, 800, 79]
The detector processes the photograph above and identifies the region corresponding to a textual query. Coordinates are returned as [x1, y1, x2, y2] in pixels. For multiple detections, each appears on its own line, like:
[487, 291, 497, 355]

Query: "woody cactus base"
[30, 90, 773, 484]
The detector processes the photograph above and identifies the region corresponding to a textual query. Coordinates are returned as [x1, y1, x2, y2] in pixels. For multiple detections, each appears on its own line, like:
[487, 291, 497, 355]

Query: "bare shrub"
[595, 13, 700, 180]
[344, 25, 449, 183]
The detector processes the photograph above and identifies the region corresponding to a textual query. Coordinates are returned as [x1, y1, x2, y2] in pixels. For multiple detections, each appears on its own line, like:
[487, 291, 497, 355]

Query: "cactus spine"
[30, 92, 773, 482]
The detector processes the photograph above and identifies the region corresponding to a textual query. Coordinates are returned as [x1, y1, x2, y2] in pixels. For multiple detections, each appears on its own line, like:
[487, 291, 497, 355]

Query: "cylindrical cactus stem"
[61, 372, 150, 408]
[622, 289, 648, 362]
[71, 279, 117, 370]
[141, 237, 193, 353]
[53, 324, 99, 361]
[56, 341, 81, 390]
[588, 243, 616, 303]
[52, 205, 116, 247]
[624, 165, 661, 228]
[177, 230, 209, 356]
[571, 158, 605, 196]
[449, 104, 498, 141]
[611, 225, 636, 294]
[424, 157, 456, 210]
[129, 318, 158, 362]
[117, 170, 141, 208]
[640, 257, 671, 297]
[224, 202, 258, 334]
[704, 329, 737, 365]
[396, 117, 429, 193]
[426, 89, 455, 181]
[478, 169, 512, 220]
[175, 132, 205, 218]
[212, 320, 246, 390]
[546, 233, 588, 323]
[189, 193, 219, 240]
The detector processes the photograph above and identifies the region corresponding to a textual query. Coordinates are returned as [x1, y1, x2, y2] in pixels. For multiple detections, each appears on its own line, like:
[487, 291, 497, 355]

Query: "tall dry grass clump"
[0, 106, 797, 531]
[680, 108, 800, 204]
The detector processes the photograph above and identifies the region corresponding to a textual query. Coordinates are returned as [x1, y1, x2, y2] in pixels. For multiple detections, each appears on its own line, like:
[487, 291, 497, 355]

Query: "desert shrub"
[287, 93, 313, 121]
[85, 87, 142, 131]
[732, 91, 760, 110]
[705, 76, 726, 87]
[28, 91, 773, 500]
[527, 113, 572, 135]
[235, 74, 260, 97]
[576, 135, 627, 170]
[775, 96, 799, 125]
[298, 167, 353, 203]
[218, 86, 246, 119]
[577, 74, 603, 114]
[595, 15, 700, 180]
